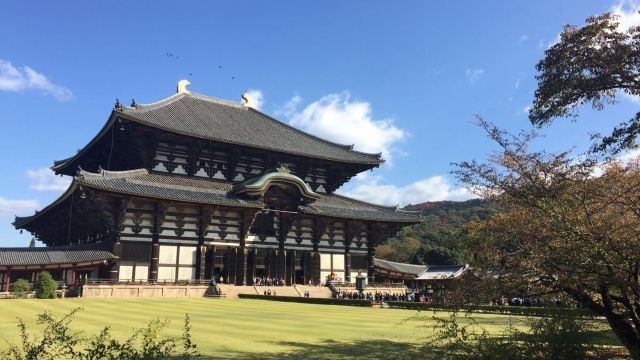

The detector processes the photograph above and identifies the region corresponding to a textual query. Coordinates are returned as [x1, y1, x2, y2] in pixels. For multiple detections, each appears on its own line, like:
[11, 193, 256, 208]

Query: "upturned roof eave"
[52, 93, 386, 174]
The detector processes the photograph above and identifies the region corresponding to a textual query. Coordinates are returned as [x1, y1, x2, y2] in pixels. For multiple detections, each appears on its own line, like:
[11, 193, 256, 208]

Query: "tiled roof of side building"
[15, 169, 421, 228]
[373, 258, 428, 275]
[54, 92, 383, 171]
[415, 264, 469, 280]
[0, 243, 115, 267]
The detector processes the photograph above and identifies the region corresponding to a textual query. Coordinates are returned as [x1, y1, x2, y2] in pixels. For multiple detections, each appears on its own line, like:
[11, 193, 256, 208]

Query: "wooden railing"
[79, 279, 216, 286]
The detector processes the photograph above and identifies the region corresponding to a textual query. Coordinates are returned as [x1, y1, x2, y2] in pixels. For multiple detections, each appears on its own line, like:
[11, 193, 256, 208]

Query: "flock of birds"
[165, 52, 236, 80]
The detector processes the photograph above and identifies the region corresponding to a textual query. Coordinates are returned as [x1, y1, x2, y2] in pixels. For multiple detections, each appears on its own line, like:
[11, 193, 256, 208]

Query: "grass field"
[0, 298, 614, 359]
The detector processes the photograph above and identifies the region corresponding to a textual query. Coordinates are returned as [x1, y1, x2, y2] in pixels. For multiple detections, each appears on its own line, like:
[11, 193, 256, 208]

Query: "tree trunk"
[569, 288, 640, 359]
[601, 308, 640, 360]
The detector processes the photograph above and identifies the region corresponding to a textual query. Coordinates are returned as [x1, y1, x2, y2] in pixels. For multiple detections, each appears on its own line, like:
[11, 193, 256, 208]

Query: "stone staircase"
[294, 285, 332, 298]
[214, 284, 332, 299]
[215, 285, 259, 298]
[254, 286, 300, 297]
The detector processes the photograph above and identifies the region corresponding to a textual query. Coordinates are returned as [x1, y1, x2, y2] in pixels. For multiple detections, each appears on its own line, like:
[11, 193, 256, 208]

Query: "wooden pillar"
[277, 250, 286, 284]
[150, 202, 168, 282]
[110, 241, 122, 281]
[312, 252, 321, 285]
[197, 207, 212, 283]
[71, 267, 77, 286]
[109, 198, 128, 281]
[235, 209, 258, 286]
[4, 270, 10, 292]
[235, 247, 247, 285]
[277, 212, 293, 285]
[227, 248, 237, 284]
[246, 248, 256, 285]
[209, 245, 216, 281]
[311, 218, 328, 286]
[366, 245, 376, 284]
[303, 251, 312, 285]
[286, 250, 295, 285]
[344, 249, 352, 283]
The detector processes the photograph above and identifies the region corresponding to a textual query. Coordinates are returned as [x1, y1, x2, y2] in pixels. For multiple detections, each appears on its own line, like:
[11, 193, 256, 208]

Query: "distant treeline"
[377, 199, 498, 265]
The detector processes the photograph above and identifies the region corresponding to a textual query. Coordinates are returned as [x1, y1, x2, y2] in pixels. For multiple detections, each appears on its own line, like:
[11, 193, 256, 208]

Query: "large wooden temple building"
[1, 82, 422, 292]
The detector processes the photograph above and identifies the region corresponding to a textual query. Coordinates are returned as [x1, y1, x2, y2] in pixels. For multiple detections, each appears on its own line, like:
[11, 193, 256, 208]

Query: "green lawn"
[0, 298, 602, 359]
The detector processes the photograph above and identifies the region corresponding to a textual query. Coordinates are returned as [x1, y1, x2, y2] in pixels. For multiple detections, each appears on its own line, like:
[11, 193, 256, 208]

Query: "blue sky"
[1, 0, 639, 246]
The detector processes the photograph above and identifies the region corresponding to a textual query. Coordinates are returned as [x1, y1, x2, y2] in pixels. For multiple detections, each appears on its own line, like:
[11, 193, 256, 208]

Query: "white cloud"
[286, 92, 407, 163]
[523, 105, 532, 114]
[0, 59, 72, 101]
[465, 68, 485, 84]
[341, 173, 475, 206]
[27, 168, 71, 192]
[275, 95, 303, 118]
[245, 89, 264, 110]
[0, 197, 38, 217]
[611, 0, 640, 33]
[514, 79, 521, 89]
[518, 34, 529, 43]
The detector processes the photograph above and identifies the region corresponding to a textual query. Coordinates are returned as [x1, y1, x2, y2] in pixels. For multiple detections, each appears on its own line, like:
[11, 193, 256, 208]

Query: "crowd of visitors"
[254, 277, 285, 286]
[493, 296, 570, 307]
[332, 290, 427, 302]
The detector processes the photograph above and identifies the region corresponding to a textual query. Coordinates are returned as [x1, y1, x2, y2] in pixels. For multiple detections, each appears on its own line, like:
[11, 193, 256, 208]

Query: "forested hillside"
[376, 199, 498, 265]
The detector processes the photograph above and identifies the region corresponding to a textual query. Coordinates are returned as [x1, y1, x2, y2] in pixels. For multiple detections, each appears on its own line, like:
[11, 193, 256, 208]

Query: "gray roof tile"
[0, 244, 114, 267]
[117, 93, 382, 165]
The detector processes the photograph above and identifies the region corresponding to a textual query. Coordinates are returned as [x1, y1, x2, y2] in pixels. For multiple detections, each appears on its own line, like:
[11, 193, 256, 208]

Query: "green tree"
[454, 119, 640, 359]
[530, 12, 640, 154]
[9, 279, 31, 298]
[34, 272, 58, 299]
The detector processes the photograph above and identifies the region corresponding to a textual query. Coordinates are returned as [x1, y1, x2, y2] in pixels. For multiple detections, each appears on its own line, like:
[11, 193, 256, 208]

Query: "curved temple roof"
[374, 258, 469, 280]
[53, 92, 383, 172]
[0, 243, 115, 268]
[232, 165, 321, 201]
[15, 169, 421, 230]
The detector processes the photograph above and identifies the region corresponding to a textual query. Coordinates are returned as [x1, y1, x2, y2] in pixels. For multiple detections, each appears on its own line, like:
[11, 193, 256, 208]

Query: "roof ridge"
[331, 192, 400, 211]
[121, 92, 184, 112]
[77, 168, 149, 180]
[247, 107, 383, 160]
[121, 92, 245, 113]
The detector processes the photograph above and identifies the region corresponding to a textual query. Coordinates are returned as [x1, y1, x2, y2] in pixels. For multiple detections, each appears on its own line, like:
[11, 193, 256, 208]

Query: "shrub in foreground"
[0, 308, 200, 360]
[409, 312, 614, 360]
[9, 279, 31, 298]
[34, 272, 57, 299]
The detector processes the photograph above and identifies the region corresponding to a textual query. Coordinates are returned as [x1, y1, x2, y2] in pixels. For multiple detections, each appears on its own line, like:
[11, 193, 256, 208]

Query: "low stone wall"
[81, 284, 213, 299]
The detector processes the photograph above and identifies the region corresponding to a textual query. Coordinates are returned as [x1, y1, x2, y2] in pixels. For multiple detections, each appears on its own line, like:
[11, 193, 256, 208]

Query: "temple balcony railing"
[78, 279, 216, 286]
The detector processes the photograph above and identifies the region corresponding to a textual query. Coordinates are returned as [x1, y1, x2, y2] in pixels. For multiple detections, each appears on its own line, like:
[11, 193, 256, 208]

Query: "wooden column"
[366, 245, 375, 284]
[366, 223, 393, 285]
[246, 248, 256, 285]
[344, 221, 358, 284]
[197, 207, 212, 282]
[269, 250, 278, 278]
[311, 218, 328, 286]
[227, 248, 237, 284]
[303, 251, 312, 285]
[4, 270, 10, 292]
[286, 251, 295, 285]
[235, 247, 247, 285]
[278, 213, 294, 285]
[209, 245, 216, 281]
[344, 249, 352, 283]
[150, 203, 167, 282]
[109, 198, 129, 281]
[236, 210, 259, 286]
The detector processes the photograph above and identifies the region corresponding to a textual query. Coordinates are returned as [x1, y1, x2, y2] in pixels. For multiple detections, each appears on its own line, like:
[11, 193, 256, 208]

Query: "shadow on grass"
[190, 339, 425, 360]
